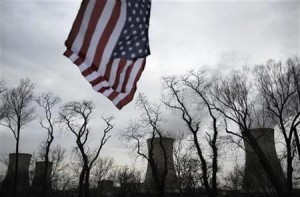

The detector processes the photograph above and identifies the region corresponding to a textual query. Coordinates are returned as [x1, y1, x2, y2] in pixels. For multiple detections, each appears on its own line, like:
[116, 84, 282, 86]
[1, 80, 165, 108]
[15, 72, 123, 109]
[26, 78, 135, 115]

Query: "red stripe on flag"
[65, 0, 89, 48]
[90, 76, 106, 87]
[112, 59, 127, 90]
[63, 49, 73, 58]
[74, 58, 84, 66]
[104, 59, 114, 81]
[99, 87, 110, 93]
[121, 63, 135, 93]
[92, 1, 122, 71]
[115, 59, 146, 109]
[78, 0, 107, 60]
[108, 91, 119, 101]
[82, 67, 93, 77]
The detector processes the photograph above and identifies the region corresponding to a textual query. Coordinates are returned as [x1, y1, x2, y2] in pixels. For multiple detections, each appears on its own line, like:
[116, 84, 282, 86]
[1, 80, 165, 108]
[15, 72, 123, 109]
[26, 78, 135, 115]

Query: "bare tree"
[91, 156, 114, 187]
[287, 57, 300, 161]
[59, 100, 114, 197]
[210, 68, 286, 196]
[0, 79, 35, 197]
[222, 164, 244, 197]
[173, 137, 203, 196]
[36, 92, 61, 197]
[254, 57, 300, 196]
[162, 72, 221, 197]
[121, 94, 170, 197]
[109, 166, 143, 197]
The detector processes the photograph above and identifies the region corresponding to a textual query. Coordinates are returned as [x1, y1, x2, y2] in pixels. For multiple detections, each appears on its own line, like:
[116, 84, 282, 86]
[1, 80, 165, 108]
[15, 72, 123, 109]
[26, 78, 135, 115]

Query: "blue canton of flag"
[113, 0, 151, 60]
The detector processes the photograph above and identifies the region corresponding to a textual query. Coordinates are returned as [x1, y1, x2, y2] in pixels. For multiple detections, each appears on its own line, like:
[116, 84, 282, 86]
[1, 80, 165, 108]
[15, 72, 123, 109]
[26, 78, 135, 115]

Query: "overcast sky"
[0, 0, 299, 171]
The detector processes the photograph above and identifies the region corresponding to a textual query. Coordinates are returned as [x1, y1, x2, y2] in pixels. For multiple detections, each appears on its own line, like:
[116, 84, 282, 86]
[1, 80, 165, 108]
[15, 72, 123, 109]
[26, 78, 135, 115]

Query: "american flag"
[64, 0, 151, 109]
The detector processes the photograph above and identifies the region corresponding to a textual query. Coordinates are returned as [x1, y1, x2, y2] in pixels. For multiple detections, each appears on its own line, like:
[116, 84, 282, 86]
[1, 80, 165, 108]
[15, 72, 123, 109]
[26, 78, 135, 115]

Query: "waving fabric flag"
[64, 0, 151, 109]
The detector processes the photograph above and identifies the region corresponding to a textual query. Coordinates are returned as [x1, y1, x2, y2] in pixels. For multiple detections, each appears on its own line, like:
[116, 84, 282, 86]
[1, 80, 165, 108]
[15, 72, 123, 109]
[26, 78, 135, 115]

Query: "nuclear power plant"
[242, 128, 286, 193]
[1, 153, 32, 196]
[143, 137, 179, 192]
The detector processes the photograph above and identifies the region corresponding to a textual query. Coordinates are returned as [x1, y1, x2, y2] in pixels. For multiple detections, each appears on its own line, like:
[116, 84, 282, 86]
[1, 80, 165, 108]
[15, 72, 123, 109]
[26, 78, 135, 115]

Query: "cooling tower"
[243, 128, 286, 193]
[31, 161, 53, 196]
[1, 153, 32, 196]
[143, 137, 179, 192]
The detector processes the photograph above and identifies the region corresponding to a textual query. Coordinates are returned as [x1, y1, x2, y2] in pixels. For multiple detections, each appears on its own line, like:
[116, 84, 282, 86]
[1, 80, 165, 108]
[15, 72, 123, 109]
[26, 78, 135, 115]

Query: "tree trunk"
[43, 147, 50, 197]
[78, 168, 85, 197]
[193, 133, 213, 197]
[13, 128, 20, 197]
[211, 118, 219, 197]
[84, 168, 91, 197]
[286, 144, 294, 196]
[293, 127, 300, 161]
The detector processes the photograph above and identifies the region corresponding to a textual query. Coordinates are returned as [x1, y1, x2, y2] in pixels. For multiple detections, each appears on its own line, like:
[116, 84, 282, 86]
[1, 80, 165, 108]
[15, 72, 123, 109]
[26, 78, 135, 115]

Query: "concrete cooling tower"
[31, 161, 53, 195]
[1, 153, 32, 196]
[243, 128, 286, 193]
[143, 137, 178, 192]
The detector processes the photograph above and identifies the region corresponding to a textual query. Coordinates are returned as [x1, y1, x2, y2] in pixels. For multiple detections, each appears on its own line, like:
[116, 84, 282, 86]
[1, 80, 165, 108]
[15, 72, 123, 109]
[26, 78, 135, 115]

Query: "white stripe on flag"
[83, 1, 116, 68]
[69, 53, 79, 62]
[108, 58, 121, 86]
[103, 89, 114, 97]
[116, 60, 133, 92]
[93, 80, 110, 92]
[113, 58, 144, 105]
[85, 71, 99, 82]
[71, 0, 96, 55]
[98, 1, 127, 76]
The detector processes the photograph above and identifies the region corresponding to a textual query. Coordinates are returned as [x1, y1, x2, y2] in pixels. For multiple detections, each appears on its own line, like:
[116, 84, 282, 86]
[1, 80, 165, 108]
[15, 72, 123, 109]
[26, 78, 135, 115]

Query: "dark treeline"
[0, 57, 299, 197]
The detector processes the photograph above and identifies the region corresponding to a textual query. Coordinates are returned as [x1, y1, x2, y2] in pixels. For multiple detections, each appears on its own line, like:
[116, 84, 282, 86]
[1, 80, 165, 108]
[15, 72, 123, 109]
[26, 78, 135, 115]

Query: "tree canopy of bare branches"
[254, 57, 300, 196]
[162, 71, 220, 197]
[35, 92, 61, 197]
[121, 94, 171, 197]
[0, 78, 35, 197]
[59, 100, 114, 197]
[210, 68, 287, 196]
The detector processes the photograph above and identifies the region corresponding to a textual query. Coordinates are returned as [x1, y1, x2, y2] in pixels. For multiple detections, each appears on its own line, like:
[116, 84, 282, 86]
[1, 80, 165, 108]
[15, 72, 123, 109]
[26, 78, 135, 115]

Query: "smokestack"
[243, 128, 286, 193]
[143, 137, 178, 192]
[31, 161, 52, 196]
[1, 153, 32, 196]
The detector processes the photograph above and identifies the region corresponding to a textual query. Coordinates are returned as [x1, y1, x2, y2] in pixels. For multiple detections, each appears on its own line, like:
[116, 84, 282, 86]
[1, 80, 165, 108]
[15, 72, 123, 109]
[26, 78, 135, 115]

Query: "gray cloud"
[0, 0, 299, 168]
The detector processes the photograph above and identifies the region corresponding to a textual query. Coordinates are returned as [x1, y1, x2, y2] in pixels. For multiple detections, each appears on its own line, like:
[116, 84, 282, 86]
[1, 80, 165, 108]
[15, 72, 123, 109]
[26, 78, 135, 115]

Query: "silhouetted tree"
[91, 156, 114, 187]
[36, 92, 61, 197]
[210, 68, 286, 196]
[0, 79, 35, 197]
[109, 166, 143, 197]
[59, 100, 114, 197]
[173, 135, 203, 196]
[121, 94, 170, 197]
[254, 58, 300, 196]
[162, 72, 221, 197]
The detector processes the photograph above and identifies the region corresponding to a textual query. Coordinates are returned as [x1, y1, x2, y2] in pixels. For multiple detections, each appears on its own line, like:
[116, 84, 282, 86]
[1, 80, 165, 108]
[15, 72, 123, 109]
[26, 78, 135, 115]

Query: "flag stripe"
[70, 0, 97, 56]
[92, 1, 122, 71]
[82, 1, 116, 70]
[97, 1, 127, 76]
[77, 0, 107, 60]
[65, 0, 90, 48]
[113, 58, 146, 108]
[116, 60, 132, 92]
[112, 59, 127, 90]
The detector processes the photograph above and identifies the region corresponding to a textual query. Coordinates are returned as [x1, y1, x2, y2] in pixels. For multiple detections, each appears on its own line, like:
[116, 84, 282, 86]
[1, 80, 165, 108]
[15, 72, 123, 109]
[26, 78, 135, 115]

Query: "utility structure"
[243, 128, 286, 193]
[0, 153, 32, 196]
[31, 161, 53, 196]
[143, 137, 178, 192]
